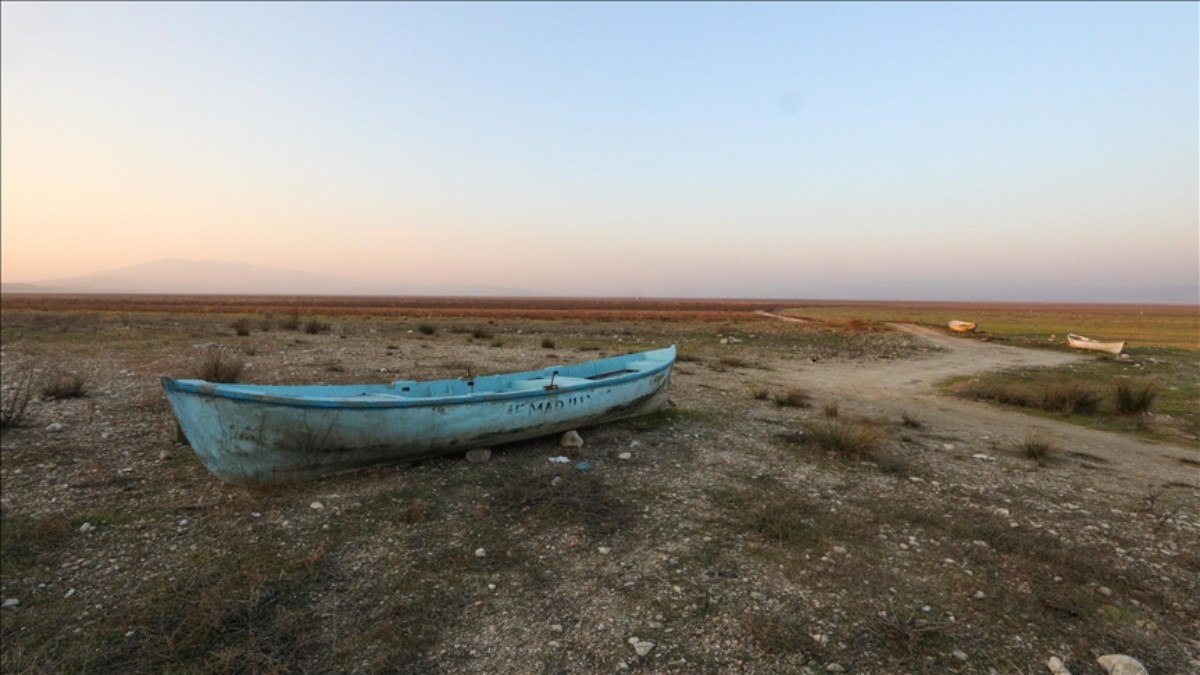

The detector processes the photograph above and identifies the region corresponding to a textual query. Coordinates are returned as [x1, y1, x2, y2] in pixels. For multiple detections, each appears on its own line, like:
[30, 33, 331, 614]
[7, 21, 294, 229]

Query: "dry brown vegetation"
[1, 296, 1196, 673]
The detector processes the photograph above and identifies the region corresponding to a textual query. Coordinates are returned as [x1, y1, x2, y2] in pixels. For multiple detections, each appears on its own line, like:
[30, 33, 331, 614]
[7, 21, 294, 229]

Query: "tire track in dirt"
[765, 322, 1197, 487]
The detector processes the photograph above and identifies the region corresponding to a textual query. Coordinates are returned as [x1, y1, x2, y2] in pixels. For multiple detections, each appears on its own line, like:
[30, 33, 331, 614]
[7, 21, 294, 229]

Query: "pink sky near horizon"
[2, 3, 1196, 301]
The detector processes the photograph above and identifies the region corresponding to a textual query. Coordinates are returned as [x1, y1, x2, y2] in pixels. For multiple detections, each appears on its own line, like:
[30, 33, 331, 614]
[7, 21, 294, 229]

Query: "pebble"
[79, 522, 95, 533]
[952, 649, 969, 661]
[474, 548, 486, 558]
[1095, 655, 1148, 675]
[310, 501, 324, 510]
[465, 448, 492, 464]
[2, 598, 18, 609]
[1047, 656, 1072, 675]
[630, 639, 654, 657]
[551, 624, 563, 633]
[825, 663, 845, 673]
[1098, 586, 1112, 596]
[618, 452, 632, 460]
[598, 546, 611, 555]
[974, 590, 986, 599]
[560, 430, 584, 448]
[628, 440, 640, 449]
[46, 423, 65, 433]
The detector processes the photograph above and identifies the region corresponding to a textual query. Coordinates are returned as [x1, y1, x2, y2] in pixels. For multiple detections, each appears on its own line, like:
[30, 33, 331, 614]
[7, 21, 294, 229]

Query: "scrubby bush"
[230, 317, 252, 336]
[541, 338, 556, 349]
[773, 388, 810, 408]
[417, 323, 438, 336]
[1040, 381, 1102, 414]
[304, 320, 332, 335]
[803, 418, 884, 460]
[1, 366, 36, 429]
[1020, 432, 1058, 465]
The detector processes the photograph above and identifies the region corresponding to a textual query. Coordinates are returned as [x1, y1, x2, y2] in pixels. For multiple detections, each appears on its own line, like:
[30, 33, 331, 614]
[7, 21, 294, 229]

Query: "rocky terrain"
[1, 309, 1197, 673]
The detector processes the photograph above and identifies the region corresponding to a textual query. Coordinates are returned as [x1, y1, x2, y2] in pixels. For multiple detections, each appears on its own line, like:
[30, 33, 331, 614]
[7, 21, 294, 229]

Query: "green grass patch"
[944, 349, 1198, 442]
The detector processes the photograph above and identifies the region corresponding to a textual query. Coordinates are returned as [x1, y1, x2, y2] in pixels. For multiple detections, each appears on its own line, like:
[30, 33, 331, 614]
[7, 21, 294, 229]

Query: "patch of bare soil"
[1, 311, 1197, 674]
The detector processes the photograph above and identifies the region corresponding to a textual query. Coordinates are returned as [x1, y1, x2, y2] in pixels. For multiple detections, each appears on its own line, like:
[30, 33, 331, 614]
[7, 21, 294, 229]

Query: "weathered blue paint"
[161, 346, 675, 485]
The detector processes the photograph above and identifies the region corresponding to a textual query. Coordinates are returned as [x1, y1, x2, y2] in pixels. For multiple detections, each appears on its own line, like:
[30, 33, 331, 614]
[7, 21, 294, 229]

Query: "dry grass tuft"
[193, 349, 244, 383]
[304, 319, 332, 334]
[802, 418, 885, 460]
[1114, 378, 1157, 416]
[40, 370, 87, 400]
[1020, 432, 1058, 464]
[822, 401, 840, 418]
[751, 387, 770, 401]
[230, 317, 252, 336]
[773, 388, 810, 408]
[1, 365, 36, 429]
[541, 337, 556, 349]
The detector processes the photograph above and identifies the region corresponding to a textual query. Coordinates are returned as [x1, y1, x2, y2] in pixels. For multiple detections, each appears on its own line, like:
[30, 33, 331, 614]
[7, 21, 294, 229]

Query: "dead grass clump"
[40, 371, 88, 400]
[541, 337, 556, 349]
[304, 320, 332, 334]
[711, 477, 824, 548]
[1020, 432, 1058, 464]
[417, 323, 438, 336]
[1114, 378, 1157, 416]
[1, 365, 36, 429]
[470, 326, 494, 340]
[743, 607, 817, 657]
[1040, 381, 1103, 414]
[900, 412, 924, 429]
[773, 388, 810, 408]
[230, 317, 252, 336]
[718, 355, 752, 368]
[193, 349, 244, 383]
[803, 418, 885, 460]
[491, 469, 634, 538]
[822, 401, 840, 418]
[279, 308, 302, 331]
[751, 387, 770, 401]
[398, 499, 435, 524]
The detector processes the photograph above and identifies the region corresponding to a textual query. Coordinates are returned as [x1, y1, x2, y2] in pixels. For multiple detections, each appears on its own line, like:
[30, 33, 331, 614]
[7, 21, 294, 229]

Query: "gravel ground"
[1, 309, 1197, 674]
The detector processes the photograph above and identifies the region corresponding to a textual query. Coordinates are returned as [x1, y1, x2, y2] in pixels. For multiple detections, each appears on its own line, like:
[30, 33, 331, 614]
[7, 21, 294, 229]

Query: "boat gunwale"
[161, 346, 676, 410]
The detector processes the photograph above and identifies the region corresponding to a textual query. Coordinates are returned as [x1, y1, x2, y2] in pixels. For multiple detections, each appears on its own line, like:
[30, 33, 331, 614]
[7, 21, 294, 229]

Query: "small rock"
[598, 546, 611, 555]
[465, 448, 492, 464]
[310, 501, 324, 510]
[952, 649, 969, 661]
[64, 589, 75, 598]
[551, 624, 563, 633]
[2, 598, 18, 609]
[974, 590, 986, 599]
[46, 423, 65, 433]
[825, 663, 845, 673]
[1047, 656, 1073, 675]
[574, 462, 592, 472]
[178, 519, 188, 527]
[124, 630, 135, 638]
[548, 455, 571, 464]
[750, 591, 767, 601]
[79, 522, 94, 533]
[1098, 586, 1112, 596]
[628, 440, 641, 449]
[157, 450, 173, 461]
[633, 640, 655, 657]
[474, 548, 486, 558]
[1095, 654, 1148, 675]
[618, 452, 632, 460]
[561, 430, 584, 448]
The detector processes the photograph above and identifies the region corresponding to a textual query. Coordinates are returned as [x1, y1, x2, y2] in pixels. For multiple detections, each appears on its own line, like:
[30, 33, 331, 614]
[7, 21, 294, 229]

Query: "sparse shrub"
[470, 326, 493, 340]
[822, 401, 840, 418]
[803, 418, 884, 460]
[193, 349, 244, 383]
[873, 448, 913, 476]
[900, 413, 924, 429]
[259, 320, 272, 332]
[230, 317, 252, 337]
[490, 338, 505, 348]
[541, 338, 556, 349]
[304, 320, 332, 335]
[1040, 381, 1102, 414]
[1020, 432, 1058, 464]
[751, 387, 770, 401]
[417, 323, 438, 336]
[773, 388, 810, 408]
[41, 371, 87, 400]
[1114, 378, 1157, 416]
[398, 499, 434, 524]
[279, 307, 302, 331]
[1, 365, 36, 429]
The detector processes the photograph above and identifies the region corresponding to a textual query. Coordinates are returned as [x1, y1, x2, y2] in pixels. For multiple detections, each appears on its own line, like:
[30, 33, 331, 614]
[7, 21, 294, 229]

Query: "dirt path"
[764, 323, 1197, 487]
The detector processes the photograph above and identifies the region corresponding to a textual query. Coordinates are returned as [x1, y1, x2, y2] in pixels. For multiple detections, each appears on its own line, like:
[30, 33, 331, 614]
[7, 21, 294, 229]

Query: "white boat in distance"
[948, 320, 977, 333]
[1067, 333, 1125, 355]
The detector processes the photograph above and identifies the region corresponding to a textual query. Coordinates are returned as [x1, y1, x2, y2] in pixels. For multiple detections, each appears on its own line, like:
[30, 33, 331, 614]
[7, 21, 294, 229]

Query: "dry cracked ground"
[1, 311, 1197, 674]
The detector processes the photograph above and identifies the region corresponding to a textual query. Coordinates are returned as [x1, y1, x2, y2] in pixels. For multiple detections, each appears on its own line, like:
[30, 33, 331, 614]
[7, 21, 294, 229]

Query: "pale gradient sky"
[2, 2, 1197, 301]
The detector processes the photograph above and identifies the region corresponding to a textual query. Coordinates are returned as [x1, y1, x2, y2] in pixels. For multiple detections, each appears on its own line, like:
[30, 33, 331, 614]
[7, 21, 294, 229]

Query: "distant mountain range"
[0, 258, 534, 297]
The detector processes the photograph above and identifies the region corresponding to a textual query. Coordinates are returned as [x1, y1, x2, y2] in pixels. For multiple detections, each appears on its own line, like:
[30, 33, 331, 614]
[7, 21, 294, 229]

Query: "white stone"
[825, 664, 845, 673]
[2, 598, 18, 608]
[598, 546, 611, 555]
[618, 452, 632, 460]
[474, 548, 486, 558]
[628, 440, 641, 448]
[310, 501, 324, 510]
[633, 640, 655, 657]
[46, 423, 65, 433]
[465, 448, 492, 464]
[974, 590, 986, 599]
[1047, 656, 1073, 675]
[952, 649, 968, 661]
[560, 430, 584, 448]
[1096, 654, 1149, 675]
[79, 522, 94, 533]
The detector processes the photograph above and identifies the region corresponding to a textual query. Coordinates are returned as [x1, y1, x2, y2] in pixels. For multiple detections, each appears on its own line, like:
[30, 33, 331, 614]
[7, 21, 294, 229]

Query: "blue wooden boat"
[161, 345, 675, 485]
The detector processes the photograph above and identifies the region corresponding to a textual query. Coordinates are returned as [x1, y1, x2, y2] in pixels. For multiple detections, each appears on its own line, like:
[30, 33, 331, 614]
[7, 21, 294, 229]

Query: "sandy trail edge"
[764, 322, 1198, 487]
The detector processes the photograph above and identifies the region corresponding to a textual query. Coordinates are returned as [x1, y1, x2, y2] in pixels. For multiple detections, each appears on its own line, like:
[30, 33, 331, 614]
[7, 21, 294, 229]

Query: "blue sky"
[2, 2, 1196, 301]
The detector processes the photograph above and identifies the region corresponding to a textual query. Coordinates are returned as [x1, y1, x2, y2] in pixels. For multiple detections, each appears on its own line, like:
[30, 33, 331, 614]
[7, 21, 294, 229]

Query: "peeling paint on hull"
[162, 346, 675, 485]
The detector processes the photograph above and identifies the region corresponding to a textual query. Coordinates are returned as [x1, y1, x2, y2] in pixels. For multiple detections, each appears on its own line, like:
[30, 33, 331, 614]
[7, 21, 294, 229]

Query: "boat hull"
[1067, 334, 1125, 355]
[948, 321, 976, 333]
[162, 347, 674, 484]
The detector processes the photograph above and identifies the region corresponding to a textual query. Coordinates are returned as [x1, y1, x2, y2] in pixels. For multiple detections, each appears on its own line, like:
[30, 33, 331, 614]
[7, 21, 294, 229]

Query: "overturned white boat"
[1067, 333, 1125, 355]
[948, 320, 977, 333]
